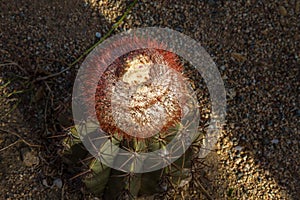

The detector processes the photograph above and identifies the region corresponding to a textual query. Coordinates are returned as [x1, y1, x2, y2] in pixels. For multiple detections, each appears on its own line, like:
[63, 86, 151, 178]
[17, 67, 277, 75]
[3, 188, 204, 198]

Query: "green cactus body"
[63, 125, 194, 199]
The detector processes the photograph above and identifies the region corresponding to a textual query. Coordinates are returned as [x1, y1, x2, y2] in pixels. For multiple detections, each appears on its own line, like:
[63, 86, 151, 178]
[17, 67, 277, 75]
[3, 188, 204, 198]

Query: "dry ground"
[0, 0, 299, 199]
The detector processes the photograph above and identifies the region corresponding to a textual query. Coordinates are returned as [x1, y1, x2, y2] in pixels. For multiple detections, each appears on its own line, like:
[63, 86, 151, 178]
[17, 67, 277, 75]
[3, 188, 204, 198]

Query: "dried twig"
[194, 178, 213, 200]
[36, 66, 71, 81]
[0, 61, 28, 74]
[0, 140, 20, 152]
[0, 128, 41, 152]
[69, 169, 91, 180]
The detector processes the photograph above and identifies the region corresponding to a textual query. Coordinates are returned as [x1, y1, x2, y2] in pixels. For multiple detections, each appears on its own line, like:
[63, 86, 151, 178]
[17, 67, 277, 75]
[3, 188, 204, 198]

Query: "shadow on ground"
[0, 0, 114, 198]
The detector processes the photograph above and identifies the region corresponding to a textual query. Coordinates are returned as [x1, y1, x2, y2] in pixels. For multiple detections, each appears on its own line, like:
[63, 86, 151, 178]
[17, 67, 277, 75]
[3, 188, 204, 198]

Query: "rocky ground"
[0, 0, 299, 199]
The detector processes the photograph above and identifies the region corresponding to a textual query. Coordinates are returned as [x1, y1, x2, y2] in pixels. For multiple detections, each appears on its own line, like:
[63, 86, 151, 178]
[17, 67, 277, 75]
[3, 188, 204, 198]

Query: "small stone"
[46, 42, 52, 48]
[160, 181, 168, 191]
[227, 88, 236, 99]
[236, 158, 242, 165]
[231, 52, 247, 63]
[271, 139, 279, 144]
[265, 170, 270, 176]
[278, 6, 287, 16]
[21, 149, 39, 167]
[179, 176, 192, 187]
[261, 29, 269, 35]
[234, 146, 243, 151]
[208, 0, 216, 6]
[42, 179, 50, 187]
[296, 109, 300, 117]
[53, 178, 63, 189]
[237, 172, 243, 180]
[95, 32, 102, 38]
[83, 2, 89, 7]
[33, 86, 44, 102]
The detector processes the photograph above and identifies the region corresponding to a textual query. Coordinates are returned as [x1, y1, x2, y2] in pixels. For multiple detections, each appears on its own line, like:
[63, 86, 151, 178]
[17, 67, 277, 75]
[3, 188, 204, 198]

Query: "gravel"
[0, 0, 299, 199]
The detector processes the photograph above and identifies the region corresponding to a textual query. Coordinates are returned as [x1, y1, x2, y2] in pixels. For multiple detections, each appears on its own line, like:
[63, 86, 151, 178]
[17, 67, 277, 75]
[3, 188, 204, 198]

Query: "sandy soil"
[0, 0, 299, 199]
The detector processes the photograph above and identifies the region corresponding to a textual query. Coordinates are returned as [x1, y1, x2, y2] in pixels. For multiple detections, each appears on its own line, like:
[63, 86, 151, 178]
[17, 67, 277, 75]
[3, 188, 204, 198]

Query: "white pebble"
[271, 139, 279, 144]
[53, 178, 63, 188]
[234, 146, 243, 151]
[95, 32, 102, 38]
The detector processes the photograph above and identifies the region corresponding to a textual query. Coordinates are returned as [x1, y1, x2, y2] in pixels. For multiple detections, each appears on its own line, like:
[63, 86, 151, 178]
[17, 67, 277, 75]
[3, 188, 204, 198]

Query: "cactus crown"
[94, 48, 189, 140]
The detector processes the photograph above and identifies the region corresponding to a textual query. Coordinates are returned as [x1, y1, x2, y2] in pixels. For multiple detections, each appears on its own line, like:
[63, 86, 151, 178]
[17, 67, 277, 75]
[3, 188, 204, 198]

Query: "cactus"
[64, 38, 203, 199]
[63, 125, 196, 199]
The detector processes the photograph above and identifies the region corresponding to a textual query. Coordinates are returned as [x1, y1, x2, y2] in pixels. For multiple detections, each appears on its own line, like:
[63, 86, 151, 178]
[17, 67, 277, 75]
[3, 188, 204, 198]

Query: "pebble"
[95, 32, 102, 38]
[83, 2, 89, 8]
[33, 86, 44, 102]
[234, 146, 243, 151]
[53, 178, 63, 189]
[42, 179, 50, 187]
[21, 149, 39, 167]
[236, 158, 242, 165]
[278, 6, 288, 16]
[271, 139, 279, 144]
[231, 52, 247, 63]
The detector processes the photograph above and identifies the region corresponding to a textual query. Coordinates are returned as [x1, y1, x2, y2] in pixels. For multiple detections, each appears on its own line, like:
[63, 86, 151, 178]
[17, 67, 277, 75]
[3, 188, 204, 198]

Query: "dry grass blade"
[0, 61, 28, 74]
[0, 140, 20, 152]
[35, 0, 138, 82]
[194, 178, 213, 200]
[69, 169, 91, 181]
[0, 128, 42, 151]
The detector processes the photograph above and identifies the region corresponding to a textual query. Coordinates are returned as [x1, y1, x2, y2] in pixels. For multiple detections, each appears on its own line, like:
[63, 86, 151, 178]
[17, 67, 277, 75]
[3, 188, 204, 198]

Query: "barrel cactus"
[63, 35, 206, 199]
